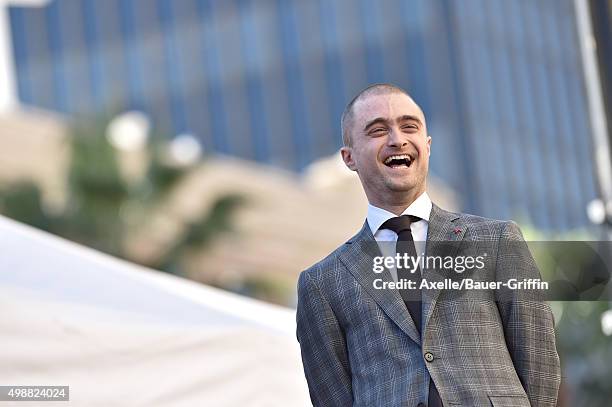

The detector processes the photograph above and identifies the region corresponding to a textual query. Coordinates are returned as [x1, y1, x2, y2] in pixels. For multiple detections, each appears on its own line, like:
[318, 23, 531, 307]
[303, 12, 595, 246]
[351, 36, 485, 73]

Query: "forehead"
[352, 92, 424, 126]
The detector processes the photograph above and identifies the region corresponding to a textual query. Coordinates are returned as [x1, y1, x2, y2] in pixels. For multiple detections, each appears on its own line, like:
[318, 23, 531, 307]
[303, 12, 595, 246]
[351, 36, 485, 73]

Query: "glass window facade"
[8, 0, 598, 231]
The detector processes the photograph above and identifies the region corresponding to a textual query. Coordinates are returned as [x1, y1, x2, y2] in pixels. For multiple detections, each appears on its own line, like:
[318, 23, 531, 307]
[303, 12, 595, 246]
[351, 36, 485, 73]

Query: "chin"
[384, 179, 417, 192]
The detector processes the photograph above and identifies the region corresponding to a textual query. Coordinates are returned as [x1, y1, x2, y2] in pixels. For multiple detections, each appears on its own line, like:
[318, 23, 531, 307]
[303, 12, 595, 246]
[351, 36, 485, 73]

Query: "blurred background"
[0, 0, 611, 405]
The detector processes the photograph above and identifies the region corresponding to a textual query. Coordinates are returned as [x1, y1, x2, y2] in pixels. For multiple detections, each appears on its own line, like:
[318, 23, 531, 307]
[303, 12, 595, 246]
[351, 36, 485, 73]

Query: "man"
[296, 84, 561, 406]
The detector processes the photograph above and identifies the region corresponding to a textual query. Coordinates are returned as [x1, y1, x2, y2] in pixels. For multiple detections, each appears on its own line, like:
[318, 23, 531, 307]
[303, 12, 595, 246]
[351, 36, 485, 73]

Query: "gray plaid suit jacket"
[296, 204, 561, 406]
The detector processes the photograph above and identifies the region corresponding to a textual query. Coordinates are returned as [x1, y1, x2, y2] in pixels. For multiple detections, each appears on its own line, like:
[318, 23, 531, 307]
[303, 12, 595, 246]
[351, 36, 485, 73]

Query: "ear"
[340, 147, 358, 171]
[426, 135, 432, 156]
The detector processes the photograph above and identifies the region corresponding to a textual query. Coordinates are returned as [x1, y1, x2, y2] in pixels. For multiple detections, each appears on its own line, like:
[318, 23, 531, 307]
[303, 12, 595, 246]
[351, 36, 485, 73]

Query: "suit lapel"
[338, 222, 421, 345]
[422, 204, 467, 332]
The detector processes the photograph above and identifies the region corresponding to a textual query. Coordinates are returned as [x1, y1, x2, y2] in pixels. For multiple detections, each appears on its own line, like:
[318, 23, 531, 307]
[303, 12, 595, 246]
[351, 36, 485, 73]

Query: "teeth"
[384, 154, 412, 165]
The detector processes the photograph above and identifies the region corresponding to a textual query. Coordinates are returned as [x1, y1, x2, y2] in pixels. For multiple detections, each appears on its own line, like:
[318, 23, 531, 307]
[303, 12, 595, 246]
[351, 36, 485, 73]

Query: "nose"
[387, 126, 407, 148]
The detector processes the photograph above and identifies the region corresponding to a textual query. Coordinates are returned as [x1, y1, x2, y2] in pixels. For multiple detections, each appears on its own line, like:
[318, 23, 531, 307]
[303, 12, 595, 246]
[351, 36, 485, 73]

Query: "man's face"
[341, 92, 431, 205]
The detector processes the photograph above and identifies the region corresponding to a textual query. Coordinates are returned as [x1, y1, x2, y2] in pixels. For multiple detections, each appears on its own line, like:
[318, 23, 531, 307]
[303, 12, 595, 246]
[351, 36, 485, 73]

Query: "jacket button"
[424, 352, 434, 362]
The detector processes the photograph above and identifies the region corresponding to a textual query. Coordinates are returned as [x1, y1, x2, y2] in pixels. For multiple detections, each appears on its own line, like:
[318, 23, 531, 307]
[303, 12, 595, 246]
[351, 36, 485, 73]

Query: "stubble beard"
[379, 167, 427, 203]
[358, 161, 428, 208]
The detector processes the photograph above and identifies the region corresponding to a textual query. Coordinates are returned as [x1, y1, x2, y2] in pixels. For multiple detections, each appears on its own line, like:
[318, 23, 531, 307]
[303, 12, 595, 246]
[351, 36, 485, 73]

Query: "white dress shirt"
[366, 192, 432, 281]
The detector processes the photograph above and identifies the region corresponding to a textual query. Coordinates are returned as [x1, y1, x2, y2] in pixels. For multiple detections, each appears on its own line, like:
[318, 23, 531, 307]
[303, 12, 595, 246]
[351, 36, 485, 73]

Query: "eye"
[369, 128, 388, 136]
[402, 124, 418, 132]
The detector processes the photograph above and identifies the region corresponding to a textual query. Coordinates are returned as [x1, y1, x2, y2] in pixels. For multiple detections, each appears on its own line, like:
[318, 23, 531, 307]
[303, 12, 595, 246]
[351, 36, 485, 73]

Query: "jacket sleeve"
[495, 221, 562, 407]
[296, 270, 353, 407]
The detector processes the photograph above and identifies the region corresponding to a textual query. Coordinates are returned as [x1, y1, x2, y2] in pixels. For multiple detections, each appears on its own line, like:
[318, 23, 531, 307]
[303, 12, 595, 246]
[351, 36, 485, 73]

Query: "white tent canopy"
[0, 216, 309, 406]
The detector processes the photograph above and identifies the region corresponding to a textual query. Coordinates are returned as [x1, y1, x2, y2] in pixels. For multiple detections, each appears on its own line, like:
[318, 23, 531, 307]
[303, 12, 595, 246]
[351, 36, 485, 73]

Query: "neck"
[368, 188, 425, 216]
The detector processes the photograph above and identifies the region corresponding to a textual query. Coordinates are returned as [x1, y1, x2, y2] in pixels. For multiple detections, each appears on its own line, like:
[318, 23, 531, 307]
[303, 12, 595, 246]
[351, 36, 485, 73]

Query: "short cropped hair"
[341, 83, 411, 147]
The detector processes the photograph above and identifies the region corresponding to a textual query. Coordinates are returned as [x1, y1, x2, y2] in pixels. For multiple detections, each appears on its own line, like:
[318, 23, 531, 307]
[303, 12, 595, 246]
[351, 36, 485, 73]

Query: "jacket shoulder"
[299, 220, 370, 285]
[299, 241, 349, 287]
[455, 210, 523, 240]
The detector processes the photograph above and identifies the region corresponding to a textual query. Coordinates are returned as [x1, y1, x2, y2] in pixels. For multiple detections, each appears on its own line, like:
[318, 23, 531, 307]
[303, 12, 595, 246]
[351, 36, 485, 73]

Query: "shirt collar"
[366, 192, 432, 235]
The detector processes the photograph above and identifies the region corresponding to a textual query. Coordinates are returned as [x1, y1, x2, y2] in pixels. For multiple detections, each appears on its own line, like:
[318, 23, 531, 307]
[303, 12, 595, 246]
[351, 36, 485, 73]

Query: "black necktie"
[380, 215, 444, 407]
[379, 215, 422, 329]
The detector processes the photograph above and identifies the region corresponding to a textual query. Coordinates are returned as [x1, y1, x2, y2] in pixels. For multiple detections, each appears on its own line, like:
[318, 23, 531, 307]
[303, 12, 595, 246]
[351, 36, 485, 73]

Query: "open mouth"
[383, 154, 413, 168]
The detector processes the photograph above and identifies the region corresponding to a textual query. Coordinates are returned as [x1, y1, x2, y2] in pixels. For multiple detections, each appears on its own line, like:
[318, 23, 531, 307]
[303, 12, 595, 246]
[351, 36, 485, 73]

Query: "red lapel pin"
[453, 228, 462, 235]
